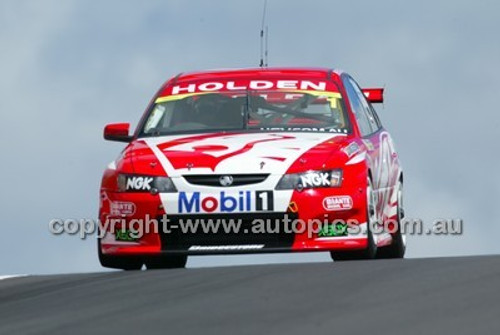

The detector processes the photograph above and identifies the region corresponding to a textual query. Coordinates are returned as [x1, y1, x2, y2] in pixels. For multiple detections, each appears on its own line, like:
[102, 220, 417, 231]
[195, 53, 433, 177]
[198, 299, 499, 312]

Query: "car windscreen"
[139, 90, 350, 137]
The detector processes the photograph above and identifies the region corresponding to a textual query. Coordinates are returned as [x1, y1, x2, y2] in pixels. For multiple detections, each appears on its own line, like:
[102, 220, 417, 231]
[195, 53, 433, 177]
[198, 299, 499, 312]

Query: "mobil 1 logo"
[255, 190, 274, 211]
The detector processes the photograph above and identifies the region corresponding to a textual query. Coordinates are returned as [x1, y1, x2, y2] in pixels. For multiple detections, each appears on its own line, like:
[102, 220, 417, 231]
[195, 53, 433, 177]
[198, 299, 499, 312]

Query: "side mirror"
[104, 123, 132, 142]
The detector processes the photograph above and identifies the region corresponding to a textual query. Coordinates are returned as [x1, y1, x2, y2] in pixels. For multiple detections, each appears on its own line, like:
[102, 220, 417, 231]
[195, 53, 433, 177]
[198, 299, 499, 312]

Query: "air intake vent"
[183, 174, 269, 187]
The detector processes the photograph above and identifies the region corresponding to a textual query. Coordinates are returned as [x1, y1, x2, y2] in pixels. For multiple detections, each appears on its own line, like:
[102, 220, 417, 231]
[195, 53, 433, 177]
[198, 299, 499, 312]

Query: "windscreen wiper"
[250, 94, 334, 123]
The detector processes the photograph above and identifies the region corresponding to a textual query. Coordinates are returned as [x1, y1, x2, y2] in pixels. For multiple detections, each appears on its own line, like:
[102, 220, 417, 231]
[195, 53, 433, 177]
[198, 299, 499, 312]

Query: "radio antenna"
[259, 0, 269, 68]
[265, 25, 269, 67]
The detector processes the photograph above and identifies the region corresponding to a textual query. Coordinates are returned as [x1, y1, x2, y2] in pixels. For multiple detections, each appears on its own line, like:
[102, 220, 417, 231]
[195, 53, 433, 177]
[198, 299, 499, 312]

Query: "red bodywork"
[99, 67, 402, 257]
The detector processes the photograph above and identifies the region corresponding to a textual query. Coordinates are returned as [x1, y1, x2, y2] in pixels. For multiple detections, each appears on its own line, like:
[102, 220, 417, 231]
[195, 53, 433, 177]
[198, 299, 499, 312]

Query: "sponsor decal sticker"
[322, 196, 353, 211]
[170, 80, 327, 95]
[362, 139, 375, 151]
[188, 245, 264, 251]
[260, 127, 347, 133]
[288, 201, 299, 213]
[110, 201, 136, 217]
[343, 142, 361, 157]
[178, 191, 274, 213]
[300, 172, 331, 188]
[115, 229, 139, 242]
[125, 176, 153, 191]
[318, 222, 349, 238]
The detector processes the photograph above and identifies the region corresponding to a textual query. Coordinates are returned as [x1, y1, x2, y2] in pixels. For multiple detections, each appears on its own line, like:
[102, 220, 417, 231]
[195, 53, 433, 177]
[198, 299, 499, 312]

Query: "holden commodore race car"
[98, 67, 405, 270]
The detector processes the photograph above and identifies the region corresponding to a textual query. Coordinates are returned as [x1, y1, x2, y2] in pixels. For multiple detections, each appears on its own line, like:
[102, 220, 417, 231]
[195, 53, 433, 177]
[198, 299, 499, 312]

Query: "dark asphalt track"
[1, 255, 500, 335]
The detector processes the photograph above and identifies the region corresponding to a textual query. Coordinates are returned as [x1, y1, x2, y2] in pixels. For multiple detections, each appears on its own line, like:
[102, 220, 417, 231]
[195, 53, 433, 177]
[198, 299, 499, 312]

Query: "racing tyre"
[98, 238, 143, 270]
[330, 178, 378, 261]
[377, 180, 406, 259]
[144, 254, 188, 269]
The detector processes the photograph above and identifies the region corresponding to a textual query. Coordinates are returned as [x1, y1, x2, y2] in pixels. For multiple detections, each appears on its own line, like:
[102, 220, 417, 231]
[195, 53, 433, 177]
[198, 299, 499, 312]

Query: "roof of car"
[170, 67, 342, 84]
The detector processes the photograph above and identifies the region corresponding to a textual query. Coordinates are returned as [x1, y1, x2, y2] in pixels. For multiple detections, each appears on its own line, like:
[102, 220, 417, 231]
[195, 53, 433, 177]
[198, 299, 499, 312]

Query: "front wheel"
[330, 178, 378, 262]
[377, 180, 406, 259]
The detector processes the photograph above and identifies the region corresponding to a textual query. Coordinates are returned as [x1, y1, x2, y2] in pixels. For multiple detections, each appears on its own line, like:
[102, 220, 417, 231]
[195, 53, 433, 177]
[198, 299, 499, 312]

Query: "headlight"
[117, 174, 177, 193]
[275, 170, 343, 190]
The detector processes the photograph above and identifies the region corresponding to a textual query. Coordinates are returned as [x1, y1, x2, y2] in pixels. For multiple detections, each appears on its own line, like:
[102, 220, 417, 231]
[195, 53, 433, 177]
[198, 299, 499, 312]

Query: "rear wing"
[362, 88, 384, 104]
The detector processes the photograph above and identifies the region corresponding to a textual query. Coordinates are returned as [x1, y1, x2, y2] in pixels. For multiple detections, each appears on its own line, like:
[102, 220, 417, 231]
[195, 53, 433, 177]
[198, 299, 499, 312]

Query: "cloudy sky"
[1, 0, 499, 275]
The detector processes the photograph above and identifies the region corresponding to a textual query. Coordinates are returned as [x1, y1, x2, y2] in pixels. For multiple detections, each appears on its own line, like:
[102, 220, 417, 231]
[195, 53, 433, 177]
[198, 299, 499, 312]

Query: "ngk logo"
[126, 177, 153, 191]
[300, 172, 330, 187]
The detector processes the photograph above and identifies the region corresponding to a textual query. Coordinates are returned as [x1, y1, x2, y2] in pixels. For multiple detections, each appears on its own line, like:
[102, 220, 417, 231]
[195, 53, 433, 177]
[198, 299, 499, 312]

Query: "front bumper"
[99, 180, 369, 256]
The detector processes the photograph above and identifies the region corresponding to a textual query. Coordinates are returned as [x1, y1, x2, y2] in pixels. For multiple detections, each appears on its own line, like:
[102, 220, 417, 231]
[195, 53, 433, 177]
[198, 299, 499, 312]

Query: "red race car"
[98, 67, 405, 269]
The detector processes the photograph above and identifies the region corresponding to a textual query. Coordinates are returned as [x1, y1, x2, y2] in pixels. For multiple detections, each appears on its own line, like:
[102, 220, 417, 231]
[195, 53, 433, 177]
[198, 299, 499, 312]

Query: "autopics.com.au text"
[48, 214, 463, 240]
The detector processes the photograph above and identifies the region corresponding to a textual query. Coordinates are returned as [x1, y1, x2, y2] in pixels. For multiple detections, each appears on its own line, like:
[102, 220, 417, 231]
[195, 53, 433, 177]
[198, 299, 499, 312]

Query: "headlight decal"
[117, 174, 177, 193]
[275, 170, 342, 190]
